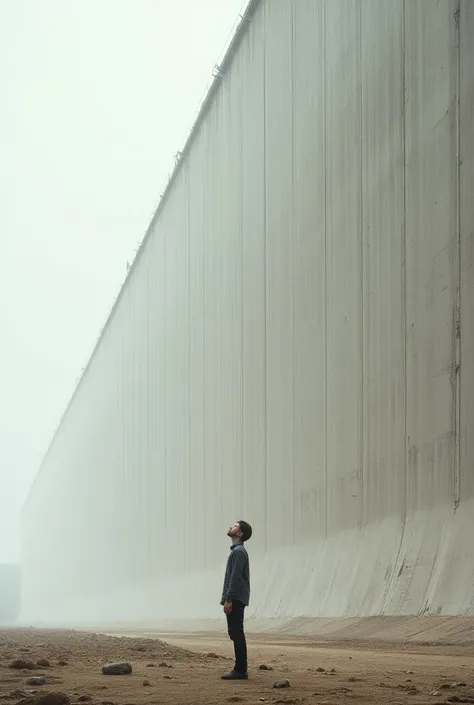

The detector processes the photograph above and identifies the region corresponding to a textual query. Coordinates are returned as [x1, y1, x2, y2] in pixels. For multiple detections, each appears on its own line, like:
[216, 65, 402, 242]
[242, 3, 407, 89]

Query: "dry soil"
[2, 629, 474, 705]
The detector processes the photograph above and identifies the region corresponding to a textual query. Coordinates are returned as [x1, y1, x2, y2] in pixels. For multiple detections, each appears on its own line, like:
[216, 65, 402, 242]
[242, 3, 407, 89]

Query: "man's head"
[227, 520, 252, 543]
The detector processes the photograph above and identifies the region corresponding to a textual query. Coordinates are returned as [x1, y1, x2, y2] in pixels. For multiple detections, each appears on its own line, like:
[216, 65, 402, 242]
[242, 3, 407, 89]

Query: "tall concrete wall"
[20, 0, 474, 625]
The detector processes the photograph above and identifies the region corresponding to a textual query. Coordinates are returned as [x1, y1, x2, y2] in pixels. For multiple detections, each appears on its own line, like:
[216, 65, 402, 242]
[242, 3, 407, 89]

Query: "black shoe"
[221, 671, 248, 680]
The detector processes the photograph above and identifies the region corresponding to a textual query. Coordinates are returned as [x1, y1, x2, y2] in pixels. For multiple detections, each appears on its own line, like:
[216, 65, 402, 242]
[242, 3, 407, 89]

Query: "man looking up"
[220, 520, 252, 680]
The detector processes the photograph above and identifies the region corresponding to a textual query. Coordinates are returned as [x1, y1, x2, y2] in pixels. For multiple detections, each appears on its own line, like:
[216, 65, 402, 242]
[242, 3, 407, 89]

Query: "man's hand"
[223, 601, 233, 615]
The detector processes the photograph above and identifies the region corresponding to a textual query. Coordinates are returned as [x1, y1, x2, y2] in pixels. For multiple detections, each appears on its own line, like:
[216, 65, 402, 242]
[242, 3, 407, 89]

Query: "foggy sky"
[0, 0, 245, 564]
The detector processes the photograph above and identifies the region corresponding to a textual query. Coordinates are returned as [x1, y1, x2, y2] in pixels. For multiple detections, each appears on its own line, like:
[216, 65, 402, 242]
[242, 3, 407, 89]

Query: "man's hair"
[238, 520, 252, 542]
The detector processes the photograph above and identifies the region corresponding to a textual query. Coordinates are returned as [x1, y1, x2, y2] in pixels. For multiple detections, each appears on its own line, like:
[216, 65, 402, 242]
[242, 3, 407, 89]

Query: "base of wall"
[16, 616, 474, 646]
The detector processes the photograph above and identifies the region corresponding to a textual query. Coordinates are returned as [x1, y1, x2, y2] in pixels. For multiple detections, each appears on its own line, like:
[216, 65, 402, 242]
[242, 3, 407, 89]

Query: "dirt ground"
[2, 629, 474, 705]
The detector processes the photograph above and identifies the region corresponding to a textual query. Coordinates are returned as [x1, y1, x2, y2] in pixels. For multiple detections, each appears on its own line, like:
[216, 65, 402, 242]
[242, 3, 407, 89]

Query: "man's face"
[227, 522, 242, 540]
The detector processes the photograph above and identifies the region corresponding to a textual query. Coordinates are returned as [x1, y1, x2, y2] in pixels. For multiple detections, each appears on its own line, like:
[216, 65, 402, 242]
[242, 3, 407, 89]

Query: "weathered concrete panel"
[292, 0, 326, 543]
[325, 0, 363, 537]
[264, 0, 295, 550]
[240, 8, 267, 554]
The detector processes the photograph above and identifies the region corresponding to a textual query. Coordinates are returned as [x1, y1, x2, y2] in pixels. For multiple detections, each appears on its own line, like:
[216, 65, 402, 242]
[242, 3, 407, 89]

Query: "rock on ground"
[9, 660, 36, 671]
[273, 680, 291, 689]
[101, 663, 132, 676]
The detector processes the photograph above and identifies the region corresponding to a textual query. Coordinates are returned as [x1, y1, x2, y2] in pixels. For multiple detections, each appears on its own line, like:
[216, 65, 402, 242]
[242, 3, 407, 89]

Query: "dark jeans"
[226, 600, 247, 674]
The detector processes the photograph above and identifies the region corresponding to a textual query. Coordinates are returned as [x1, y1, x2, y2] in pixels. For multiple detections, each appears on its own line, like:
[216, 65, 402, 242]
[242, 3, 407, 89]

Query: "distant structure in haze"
[0, 564, 20, 624]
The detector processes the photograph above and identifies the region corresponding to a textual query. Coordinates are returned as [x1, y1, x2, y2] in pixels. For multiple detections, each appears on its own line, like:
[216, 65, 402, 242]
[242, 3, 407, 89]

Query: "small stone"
[25, 678, 47, 686]
[146, 664, 156, 668]
[348, 677, 362, 683]
[158, 662, 169, 668]
[316, 667, 325, 673]
[273, 680, 290, 689]
[430, 691, 440, 696]
[142, 680, 151, 687]
[441, 684, 453, 690]
[163, 675, 172, 680]
[259, 665, 273, 671]
[10, 660, 37, 671]
[227, 698, 244, 703]
[330, 669, 336, 673]
[453, 683, 467, 688]
[101, 663, 132, 676]
[78, 697, 92, 702]
[36, 660, 51, 669]
[58, 661, 68, 667]
[207, 653, 219, 659]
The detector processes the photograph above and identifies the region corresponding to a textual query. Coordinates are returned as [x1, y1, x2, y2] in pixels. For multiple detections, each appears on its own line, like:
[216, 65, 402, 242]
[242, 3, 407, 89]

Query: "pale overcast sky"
[0, 0, 245, 563]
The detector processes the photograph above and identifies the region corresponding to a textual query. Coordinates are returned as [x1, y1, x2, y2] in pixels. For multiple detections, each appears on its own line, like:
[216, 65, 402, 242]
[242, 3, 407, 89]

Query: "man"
[220, 520, 252, 680]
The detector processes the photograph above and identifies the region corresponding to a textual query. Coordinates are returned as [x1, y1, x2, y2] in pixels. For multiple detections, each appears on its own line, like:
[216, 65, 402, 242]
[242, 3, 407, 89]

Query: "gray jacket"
[221, 543, 250, 606]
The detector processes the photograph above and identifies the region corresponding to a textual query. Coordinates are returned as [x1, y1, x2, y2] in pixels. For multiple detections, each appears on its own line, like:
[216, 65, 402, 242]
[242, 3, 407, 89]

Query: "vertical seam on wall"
[202, 126, 207, 567]
[359, 0, 364, 530]
[239, 49, 244, 515]
[121, 295, 125, 564]
[402, 0, 408, 525]
[454, 0, 461, 510]
[147, 244, 151, 570]
[187, 162, 191, 571]
[323, 0, 328, 539]
[263, 0, 268, 554]
[291, 0, 296, 548]
[163, 225, 168, 548]
[218, 98, 223, 532]
[133, 282, 137, 561]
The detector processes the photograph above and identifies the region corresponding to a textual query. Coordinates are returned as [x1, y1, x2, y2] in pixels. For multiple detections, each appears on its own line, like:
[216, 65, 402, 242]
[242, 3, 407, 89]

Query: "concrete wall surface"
[20, 0, 474, 626]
